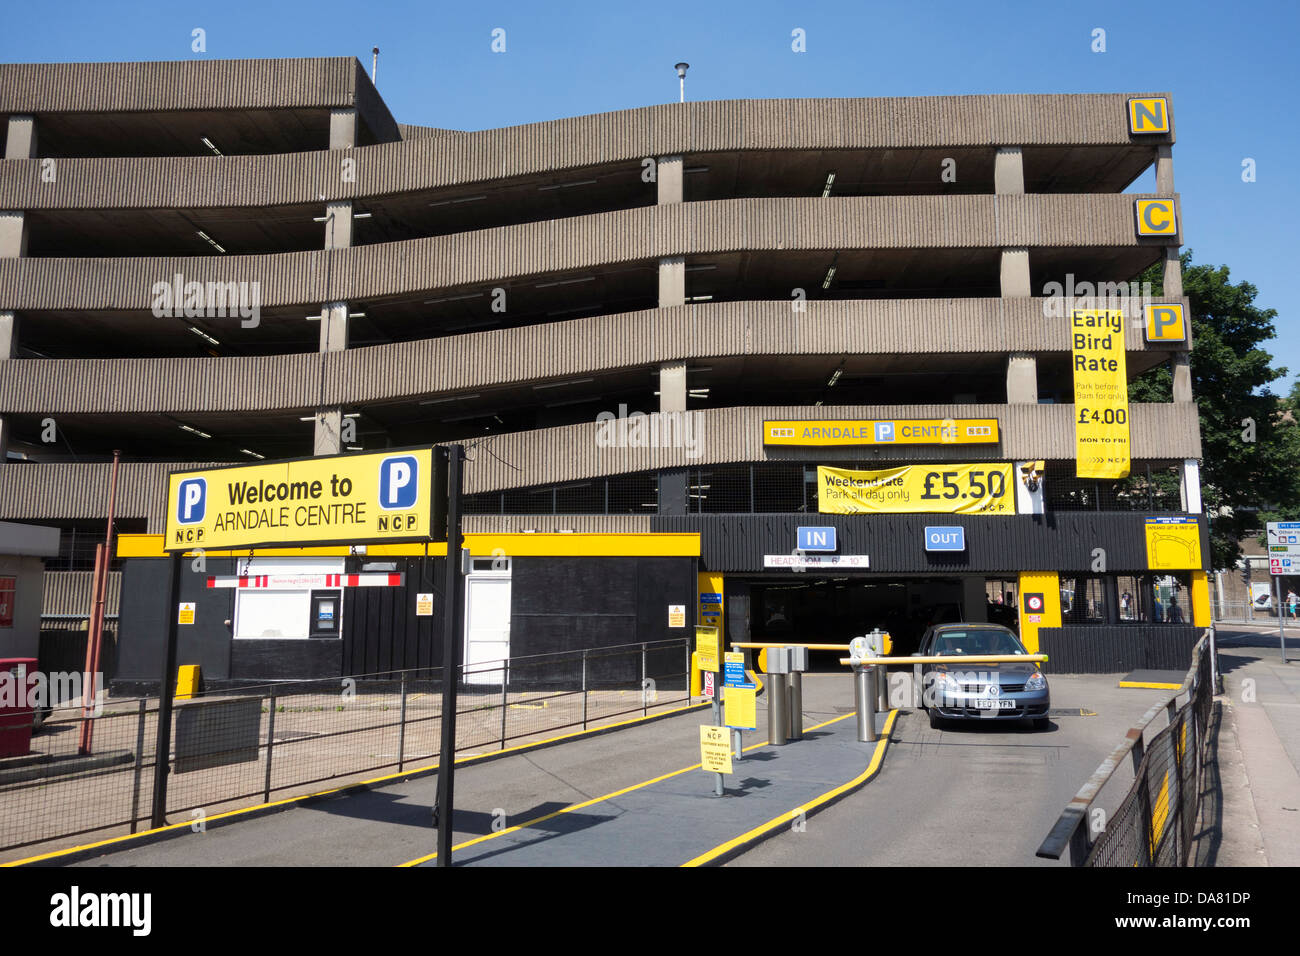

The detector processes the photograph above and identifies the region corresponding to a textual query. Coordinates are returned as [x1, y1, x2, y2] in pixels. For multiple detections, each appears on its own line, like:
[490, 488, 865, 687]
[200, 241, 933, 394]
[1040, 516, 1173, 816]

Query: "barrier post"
[854, 665, 877, 743]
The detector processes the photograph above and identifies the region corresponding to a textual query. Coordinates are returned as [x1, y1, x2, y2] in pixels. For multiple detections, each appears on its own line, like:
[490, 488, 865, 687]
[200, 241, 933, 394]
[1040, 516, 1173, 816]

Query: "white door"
[463, 574, 511, 685]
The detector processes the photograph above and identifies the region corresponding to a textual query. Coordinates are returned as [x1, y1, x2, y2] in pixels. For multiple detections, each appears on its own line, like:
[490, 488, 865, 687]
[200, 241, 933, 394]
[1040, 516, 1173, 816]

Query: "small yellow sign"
[700, 725, 733, 774]
[1145, 517, 1203, 571]
[695, 626, 720, 672]
[1128, 97, 1170, 134]
[1135, 199, 1177, 237]
[178, 602, 196, 625]
[723, 685, 757, 730]
[1144, 303, 1186, 343]
[668, 605, 687, 628]
[415, 593, 434, 616]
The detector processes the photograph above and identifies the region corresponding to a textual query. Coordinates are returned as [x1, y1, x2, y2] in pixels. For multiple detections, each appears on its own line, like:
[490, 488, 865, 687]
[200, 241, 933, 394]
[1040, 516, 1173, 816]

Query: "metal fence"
[1036, 631, 1216, 866]
[0, 638, 692, 860]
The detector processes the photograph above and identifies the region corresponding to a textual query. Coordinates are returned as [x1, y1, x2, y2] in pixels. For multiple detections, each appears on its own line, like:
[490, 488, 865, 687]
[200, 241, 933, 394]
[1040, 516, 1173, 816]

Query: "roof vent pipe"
[371, 47, 379, 84]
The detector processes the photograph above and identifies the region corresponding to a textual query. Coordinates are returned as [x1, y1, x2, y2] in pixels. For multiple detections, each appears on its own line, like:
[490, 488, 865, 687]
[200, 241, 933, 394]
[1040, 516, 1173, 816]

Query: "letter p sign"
[379, 455, 419, 510]
[177, 478, 206, 524]
[1144, 304, 1186, 343]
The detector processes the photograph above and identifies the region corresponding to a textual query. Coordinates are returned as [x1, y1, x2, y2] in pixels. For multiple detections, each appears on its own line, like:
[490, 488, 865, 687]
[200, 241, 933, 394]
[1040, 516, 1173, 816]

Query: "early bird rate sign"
[1071, 309, 1131, 479]
[165, 448, 438, 551]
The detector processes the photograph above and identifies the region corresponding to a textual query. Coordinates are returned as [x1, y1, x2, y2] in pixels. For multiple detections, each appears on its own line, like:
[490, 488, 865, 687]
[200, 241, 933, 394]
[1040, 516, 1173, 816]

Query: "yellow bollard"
[176, 664, 201, 700]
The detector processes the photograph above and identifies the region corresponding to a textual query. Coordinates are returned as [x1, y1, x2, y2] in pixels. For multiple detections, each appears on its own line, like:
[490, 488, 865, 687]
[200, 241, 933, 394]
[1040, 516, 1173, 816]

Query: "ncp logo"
[176, 478, 207, 524]
[378, 455, 419, 510]
[874, 422, 895, 443]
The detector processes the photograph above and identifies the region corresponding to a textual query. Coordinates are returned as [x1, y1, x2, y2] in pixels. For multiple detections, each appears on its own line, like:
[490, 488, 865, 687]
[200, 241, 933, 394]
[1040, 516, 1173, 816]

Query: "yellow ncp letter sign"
[165, 448, 436, 551]
[1071, 310, 1130, 479]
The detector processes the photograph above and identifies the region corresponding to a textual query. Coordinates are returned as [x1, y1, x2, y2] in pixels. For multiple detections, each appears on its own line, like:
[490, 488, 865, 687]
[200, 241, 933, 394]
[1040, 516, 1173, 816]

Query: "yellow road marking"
[681, 709, 899, 867]
[396, 711, 858, 867]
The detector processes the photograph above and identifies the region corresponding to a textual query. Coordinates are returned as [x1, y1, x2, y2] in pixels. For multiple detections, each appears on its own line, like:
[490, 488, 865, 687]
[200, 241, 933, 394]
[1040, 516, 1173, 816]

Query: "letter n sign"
[797, 526, 837, 552]
[1128, 98, 1169, 134]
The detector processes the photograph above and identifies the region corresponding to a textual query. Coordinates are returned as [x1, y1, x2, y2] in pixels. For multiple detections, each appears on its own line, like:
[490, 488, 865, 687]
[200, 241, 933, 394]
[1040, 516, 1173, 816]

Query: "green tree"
[1130, 251, 1300, 569]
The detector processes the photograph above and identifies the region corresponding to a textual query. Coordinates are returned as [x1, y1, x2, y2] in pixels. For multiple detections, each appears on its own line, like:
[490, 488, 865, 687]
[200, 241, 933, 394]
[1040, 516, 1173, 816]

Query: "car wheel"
[928, 708, 943, 730]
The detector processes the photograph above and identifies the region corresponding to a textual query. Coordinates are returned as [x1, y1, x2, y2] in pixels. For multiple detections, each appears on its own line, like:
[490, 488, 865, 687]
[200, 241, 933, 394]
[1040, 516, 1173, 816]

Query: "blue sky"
[3, 0, 1296, 391]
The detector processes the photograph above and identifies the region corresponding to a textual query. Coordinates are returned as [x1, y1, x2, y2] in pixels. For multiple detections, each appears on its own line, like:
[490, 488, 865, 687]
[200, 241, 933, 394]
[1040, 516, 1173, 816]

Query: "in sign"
[797, 526, 837, 551]
[925, 526, 965, 552]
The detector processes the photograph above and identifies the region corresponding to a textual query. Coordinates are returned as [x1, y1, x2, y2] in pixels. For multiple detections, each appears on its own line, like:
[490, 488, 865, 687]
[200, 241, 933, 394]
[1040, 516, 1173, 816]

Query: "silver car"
[915, 623, 1051, 730]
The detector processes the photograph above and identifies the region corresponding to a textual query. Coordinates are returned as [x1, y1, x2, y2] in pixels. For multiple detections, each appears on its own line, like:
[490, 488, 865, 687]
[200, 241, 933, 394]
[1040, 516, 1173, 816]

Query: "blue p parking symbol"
[874, 422, 895, 442]
[379, 455, 419, 510]
[177, 478, 206, 524]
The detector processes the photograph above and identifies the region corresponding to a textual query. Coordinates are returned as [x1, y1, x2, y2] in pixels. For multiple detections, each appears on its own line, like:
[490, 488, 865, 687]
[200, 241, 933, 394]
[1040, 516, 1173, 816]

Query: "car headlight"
[1025, 671, 1047, 691]
[933, 672, 962, 697]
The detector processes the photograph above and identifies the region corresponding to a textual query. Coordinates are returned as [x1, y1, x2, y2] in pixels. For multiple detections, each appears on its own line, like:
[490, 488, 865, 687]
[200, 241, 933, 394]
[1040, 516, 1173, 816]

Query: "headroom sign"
[165, 448, 440, 551]
[763, 419, 999, 447]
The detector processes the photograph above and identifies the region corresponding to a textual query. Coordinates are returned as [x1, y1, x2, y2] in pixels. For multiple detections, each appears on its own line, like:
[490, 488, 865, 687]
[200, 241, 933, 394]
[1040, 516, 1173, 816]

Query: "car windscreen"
[931, 629, 1025, 656]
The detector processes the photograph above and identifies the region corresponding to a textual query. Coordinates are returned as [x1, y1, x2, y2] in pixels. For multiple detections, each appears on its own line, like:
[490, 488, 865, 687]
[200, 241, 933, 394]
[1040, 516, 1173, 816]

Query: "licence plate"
[973, 699, 1016, 710]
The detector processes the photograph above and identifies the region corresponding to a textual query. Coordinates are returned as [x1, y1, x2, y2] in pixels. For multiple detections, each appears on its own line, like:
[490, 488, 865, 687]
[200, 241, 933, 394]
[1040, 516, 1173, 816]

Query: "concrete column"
[329, 108, 358, 150]
[0, 312, 16, 359]
[312, 279, 350, 452]
[999, 248, 1031, 297]
[318, 300, 349, 353]
[657, 155, 684, 204]
[1155, 146, 1175, 194]
[313, 410, 343, 456]
[4, 115, 37, 160]
[323, 201, 353, 250]
[659, 360, 687, 413]
[994, 147, 1024, 195]
[0, 211, 28, 258]
[0, 114, 32, 466]
[659, 256, 686, 307]
[1006, 352, 1038, 403]
[311, 112, 358, 456]
[1161, 247, 1183, 299]
[1172, 353, 1193, 403]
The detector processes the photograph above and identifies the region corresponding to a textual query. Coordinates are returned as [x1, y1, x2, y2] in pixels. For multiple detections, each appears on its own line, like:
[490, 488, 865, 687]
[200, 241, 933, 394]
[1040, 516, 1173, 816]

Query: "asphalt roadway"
[38, 667, 1174, 867]
[727, 673, 1168, 867]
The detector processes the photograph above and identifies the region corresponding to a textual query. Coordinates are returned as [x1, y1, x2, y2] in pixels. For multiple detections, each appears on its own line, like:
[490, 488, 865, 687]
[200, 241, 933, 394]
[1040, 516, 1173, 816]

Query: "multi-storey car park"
[0, 57, 1209, 686]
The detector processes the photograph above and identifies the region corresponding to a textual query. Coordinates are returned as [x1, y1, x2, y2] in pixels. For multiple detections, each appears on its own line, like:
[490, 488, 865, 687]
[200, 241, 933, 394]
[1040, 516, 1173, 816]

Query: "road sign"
[924, 526, 965, 551]
[723, 651, 747, 687]
[164, 447, 440, 551]
[1267, 522, 1300, 576]
[699, 725, 733, 774]
[797, 526, 837, 551]
[702, 671, 715, 698]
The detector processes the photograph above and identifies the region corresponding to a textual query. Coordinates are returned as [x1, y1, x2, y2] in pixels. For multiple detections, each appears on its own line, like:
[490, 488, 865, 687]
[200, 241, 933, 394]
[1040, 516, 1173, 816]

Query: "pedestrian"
[1167, 598, 1183, 624]
[1121, 591, 1131, 619]
[1288, 588, 1298, 620]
